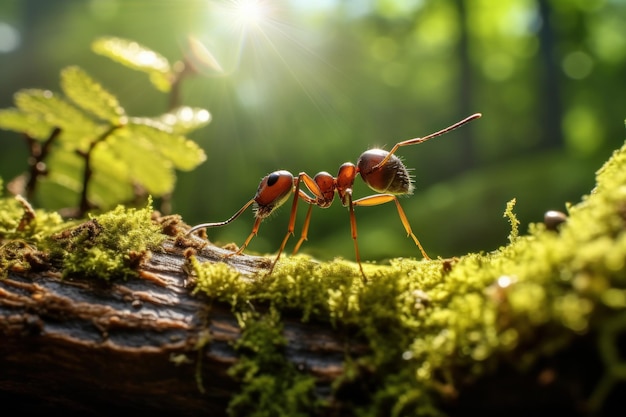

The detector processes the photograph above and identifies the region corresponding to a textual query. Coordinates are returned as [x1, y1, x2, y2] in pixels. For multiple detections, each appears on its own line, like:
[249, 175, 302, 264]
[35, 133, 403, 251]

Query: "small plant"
[0, 37, 210, 216]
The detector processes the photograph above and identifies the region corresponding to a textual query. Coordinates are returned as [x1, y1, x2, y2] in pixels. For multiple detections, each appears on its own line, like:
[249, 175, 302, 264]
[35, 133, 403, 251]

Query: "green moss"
[227, 309, 321, 417]
[503, 197, 520, 242]
[0, 195, 66, 277]
[190, 140, 626, 415]
[49, 199, 165, 280]
[191, 258, 251, 308]
[1, 195, 165, 280]
[0, 195, 66, 242]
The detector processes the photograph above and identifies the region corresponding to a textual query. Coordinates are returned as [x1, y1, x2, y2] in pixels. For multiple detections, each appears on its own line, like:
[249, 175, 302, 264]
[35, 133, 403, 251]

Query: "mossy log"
[1, 239, 615, 417]
[3, 142, 626, 416]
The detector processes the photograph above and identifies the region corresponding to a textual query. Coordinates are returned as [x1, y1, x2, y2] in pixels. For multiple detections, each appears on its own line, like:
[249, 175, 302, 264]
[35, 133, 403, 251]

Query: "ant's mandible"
[188, 113, 482, 279]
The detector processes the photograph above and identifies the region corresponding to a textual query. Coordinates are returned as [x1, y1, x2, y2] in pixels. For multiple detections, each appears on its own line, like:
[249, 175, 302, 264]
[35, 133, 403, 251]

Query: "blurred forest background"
[1, 0, 625, 262]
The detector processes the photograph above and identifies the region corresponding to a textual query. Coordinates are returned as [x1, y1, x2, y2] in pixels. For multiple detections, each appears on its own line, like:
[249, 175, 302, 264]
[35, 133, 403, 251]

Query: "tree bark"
[0, 239, 354, 416]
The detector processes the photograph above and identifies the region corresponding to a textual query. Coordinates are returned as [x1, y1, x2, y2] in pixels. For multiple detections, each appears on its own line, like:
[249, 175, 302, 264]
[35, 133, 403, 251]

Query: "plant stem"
[77, 125, 120, 217]
[24, 127, 61, 200]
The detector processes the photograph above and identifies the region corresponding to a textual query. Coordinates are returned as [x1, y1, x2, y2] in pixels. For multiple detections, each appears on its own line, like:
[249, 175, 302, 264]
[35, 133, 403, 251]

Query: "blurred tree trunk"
[537, 0, 564, 149]
[455, 0, 476, 170]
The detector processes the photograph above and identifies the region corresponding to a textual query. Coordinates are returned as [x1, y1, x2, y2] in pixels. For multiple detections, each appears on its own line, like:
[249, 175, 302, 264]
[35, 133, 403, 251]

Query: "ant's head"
[253, 170, 294, 218]
[357, 149, 414, 195]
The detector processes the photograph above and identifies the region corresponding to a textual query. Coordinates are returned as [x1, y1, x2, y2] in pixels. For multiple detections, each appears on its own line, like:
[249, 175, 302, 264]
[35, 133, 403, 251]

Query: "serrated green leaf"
[14, 89, 103, 149]
[107, 129, 176, 195]
[60, 66, 126, 125]
[126, 122, 206, 171]
[37, 180, 79, 211]
[154, 106, 212, 135]
[37, 140, 135, 211]
[91, 37, 173, 92]
[89, 144, 134, 208]
[15, 89, 89, 128]
[0, 108, 55, 140]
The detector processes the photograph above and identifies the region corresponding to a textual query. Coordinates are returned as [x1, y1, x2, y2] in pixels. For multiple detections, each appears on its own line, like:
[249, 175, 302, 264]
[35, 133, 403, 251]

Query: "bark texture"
[0, 239, 351, 416]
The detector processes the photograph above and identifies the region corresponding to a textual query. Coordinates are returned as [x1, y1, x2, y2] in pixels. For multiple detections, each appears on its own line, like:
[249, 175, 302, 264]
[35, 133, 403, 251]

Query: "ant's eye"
[267, 172, 281, 186]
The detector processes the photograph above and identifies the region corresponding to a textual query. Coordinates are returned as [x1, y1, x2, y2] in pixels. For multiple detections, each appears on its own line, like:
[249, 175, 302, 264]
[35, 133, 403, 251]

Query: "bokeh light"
[0, 22, 19, 53]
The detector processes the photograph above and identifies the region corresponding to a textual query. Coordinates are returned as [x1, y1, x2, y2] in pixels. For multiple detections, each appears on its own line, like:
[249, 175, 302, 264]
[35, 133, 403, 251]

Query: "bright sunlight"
[223, 0, 275, 32]
[232, 0, 272, 29]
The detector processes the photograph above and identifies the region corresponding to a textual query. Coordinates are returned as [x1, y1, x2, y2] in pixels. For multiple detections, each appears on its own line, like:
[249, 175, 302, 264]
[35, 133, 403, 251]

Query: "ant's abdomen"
[357, 149, 414, 195]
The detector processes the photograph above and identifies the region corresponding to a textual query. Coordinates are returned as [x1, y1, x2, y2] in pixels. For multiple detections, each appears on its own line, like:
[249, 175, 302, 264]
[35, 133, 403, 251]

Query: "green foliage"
[49, 199, 165, 280]
[0, 108, 56, 140]
[190, 136, 626, 415]
[0, 37, 208, 212]
[14, 88, 100, 148]
[60, 66, 126, 125]
[91, 37, 173, 92]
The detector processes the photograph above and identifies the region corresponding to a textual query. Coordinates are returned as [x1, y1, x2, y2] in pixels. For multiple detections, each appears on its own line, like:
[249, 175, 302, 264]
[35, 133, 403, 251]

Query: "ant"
[188, 113, 482, 279]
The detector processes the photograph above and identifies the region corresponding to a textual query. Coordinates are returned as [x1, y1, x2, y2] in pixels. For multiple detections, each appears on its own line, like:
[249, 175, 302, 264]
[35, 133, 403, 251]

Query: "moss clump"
[0, 194, 66, 277]
[190, 140, 626, 416]
[49, 199, 165, 280]
[191, 258, 251, 307]
[227, 309, 320, 417]
[0, 195, 66, 243]
[0, 193, 165, 281]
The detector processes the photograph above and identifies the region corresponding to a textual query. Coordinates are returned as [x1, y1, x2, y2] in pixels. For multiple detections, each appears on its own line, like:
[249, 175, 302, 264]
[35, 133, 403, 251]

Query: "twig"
[24, 127, 61, 199]
[76, 125, 120, 217]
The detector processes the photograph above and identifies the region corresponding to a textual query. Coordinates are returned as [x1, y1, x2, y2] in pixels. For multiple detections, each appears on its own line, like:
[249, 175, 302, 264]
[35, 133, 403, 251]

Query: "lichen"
[190, 140, 626, 415]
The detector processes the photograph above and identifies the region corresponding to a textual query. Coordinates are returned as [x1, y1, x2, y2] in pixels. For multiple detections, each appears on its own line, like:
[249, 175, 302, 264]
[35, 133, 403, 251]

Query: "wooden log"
[0, 239, 357, 416]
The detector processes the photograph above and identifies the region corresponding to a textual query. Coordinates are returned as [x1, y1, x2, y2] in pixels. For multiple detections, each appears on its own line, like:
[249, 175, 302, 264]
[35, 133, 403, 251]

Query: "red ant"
[188, 113, 481, 279]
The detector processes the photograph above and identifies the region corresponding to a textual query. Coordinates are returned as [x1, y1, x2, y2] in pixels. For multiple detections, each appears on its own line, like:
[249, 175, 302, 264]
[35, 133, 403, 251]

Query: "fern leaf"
[38, 140, 135, 211]
[106, 129, 176, 195]
[89, 147, 134, 208]
[127, 122, 206, 171]
[0, 108, 55, 140]
[91, 37, 173, 92]
[14, 89, 103, 149]
[60, 66, 126, 125]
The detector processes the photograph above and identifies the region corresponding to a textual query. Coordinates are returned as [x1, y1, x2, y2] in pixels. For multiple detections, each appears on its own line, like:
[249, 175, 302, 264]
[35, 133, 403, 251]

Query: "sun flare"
[202, 0, 331, 114]
[230, 0, 273, 30]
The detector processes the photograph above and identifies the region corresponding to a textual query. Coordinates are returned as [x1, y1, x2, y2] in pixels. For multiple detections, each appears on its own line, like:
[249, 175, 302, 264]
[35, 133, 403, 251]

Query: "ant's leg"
[345, 193, 367, 280]
[291, 173, 327, 255]
[270, 179, 302, 272]
[293, 203, 313, 255]
[353, 194, 431, 260]
[226, 216, 263, 257]
[270, 173, 320, 272]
